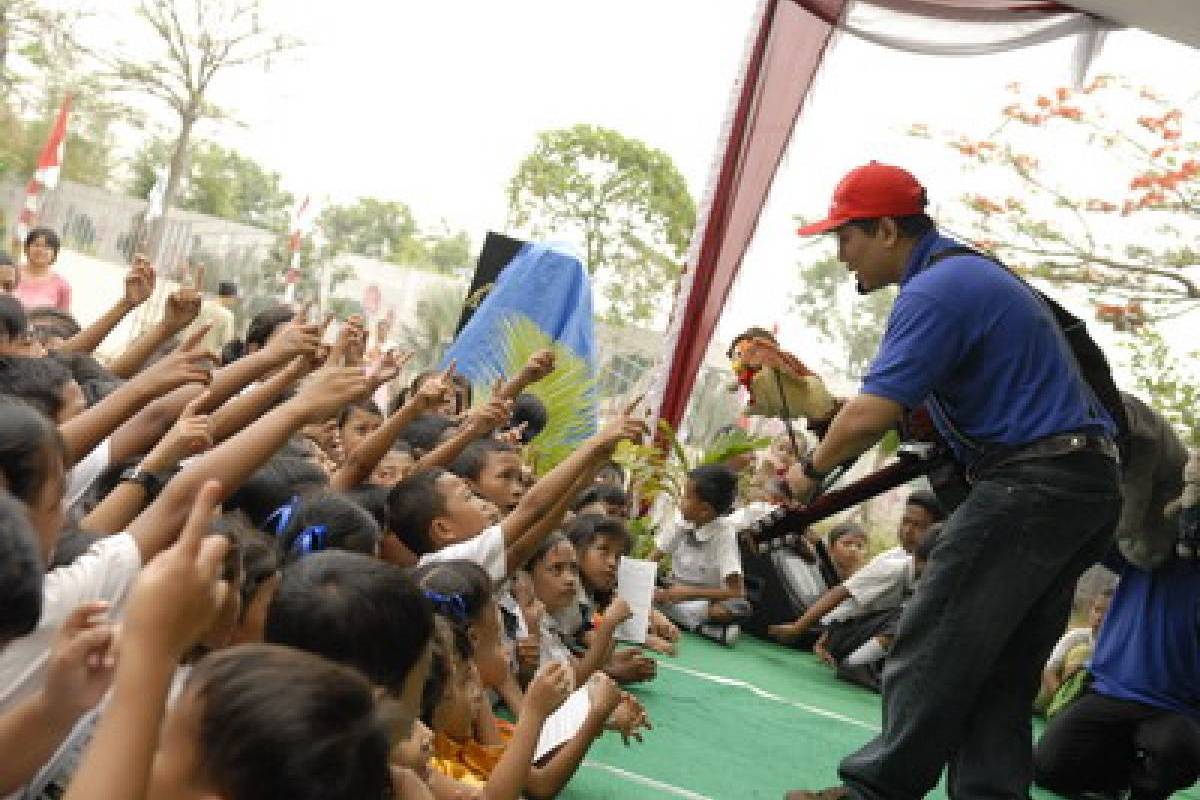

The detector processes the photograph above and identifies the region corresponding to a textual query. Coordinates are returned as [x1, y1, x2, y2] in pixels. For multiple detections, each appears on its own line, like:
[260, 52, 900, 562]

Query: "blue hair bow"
[290, 525, 328, 556]
[263, 496, 300, 537]
[424, 591, 468, 622]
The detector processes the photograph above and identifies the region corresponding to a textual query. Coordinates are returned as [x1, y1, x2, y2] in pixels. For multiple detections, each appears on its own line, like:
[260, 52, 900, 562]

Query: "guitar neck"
[745, 448, 951, 552]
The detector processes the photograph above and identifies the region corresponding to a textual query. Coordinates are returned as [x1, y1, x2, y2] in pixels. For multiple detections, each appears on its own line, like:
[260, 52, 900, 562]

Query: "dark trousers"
[837, 452, 1121, 800]
[1034, 690, 1200, 800]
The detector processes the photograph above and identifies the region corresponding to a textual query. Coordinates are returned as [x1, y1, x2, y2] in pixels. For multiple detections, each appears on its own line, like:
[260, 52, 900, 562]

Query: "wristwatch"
[799, 453, 830, 482]
[118, 465, 168, 500]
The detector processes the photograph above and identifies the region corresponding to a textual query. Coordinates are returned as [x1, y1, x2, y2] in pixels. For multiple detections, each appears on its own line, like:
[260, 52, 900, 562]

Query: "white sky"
[76, 1, 1200, 390]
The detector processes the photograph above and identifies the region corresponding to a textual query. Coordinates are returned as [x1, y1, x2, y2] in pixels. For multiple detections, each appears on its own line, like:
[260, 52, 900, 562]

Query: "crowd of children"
[0, 228, 1195, 800]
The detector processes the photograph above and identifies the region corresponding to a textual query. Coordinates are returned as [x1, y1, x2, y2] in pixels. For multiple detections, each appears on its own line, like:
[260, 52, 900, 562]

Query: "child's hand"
[585, 672, 622, 721]
[463, 397, 512, 436]
[814, 632, 836, 667]
[413, 363, 456, 412]
[595, 411, 648, 452]
[264, 321, 322, 363]
[295, 367, 372, 423]
[653, 586, 681, 605]
[649, 609, 681, 642]
[131, 324, 217, 398]
[162, 287, 203, 333]
[643, 633, 677, 657]
[607, 647, 656, 683]
[42, 601, 117, 721]
[607, 692, 652, 745]
[600, 597, 632, 631]
[122, 261, 155, 309]
[521, 661, 573, 720]
[143, 393, 212, 471]
[520, 349, 556, 383]
[121, 480, 232, 660]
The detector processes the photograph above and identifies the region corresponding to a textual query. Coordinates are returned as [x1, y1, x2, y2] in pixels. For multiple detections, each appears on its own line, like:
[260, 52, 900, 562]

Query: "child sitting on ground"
[566, 512, 677, 663]
[650, 464, 751, 646]
[1035, 589, 1112, 714]
[827, 521, 868, 581]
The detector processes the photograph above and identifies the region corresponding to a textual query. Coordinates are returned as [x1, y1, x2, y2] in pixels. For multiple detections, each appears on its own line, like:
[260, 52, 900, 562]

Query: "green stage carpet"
[561, 633, 1199, 800]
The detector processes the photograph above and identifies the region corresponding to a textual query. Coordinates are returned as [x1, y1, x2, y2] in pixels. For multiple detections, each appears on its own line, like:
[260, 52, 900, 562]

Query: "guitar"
[740, 441, 953, 554]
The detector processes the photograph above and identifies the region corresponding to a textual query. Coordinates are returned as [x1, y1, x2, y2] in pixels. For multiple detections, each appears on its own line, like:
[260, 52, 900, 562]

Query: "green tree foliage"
[130, 138, 294, 232]
[1123, 327, 1200, 446]
[507, 124, 696, 325]
[791, 253, 894, 381]
[317, 198, 425, 263]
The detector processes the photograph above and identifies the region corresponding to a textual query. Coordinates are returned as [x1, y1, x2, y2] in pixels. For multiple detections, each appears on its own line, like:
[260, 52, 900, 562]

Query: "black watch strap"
[119, 465, 166, 499]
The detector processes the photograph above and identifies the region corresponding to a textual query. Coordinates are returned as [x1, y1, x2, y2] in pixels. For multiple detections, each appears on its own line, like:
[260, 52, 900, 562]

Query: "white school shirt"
[656, 514, 743, 589]
[417, 524, 506, 583]
[823, 548, 916, 624]
[0, 534, 141, 716]
[63, 437, 111, 514]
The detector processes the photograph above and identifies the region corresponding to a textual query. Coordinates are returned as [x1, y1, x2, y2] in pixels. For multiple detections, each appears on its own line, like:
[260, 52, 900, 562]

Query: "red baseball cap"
[796, 161, 927, 236]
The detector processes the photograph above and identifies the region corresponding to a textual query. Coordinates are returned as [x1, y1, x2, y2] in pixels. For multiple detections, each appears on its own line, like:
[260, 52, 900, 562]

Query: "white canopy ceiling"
[1070, 0, 1200, 49]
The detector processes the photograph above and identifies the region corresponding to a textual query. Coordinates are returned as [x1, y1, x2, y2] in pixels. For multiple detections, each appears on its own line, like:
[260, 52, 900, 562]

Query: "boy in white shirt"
[651, 465, 751, 646]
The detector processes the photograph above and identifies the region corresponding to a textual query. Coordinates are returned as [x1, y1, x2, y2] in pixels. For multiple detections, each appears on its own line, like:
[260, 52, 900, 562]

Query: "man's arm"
[496, 349, 555, 402]
[659, 574, 745, 603]
[786, 393, 904, 500]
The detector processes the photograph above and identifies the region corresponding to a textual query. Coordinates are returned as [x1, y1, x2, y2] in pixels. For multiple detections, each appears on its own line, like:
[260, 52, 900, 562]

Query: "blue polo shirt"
[861, 230, 1114, 463]
[1089, 558, 1200, 719]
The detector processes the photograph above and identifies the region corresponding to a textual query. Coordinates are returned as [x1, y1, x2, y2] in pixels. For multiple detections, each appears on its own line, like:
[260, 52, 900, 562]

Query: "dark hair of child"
[410, 559, 493, 659]
[688, 464, 739, 516]
[906, 489, 946, 523]
[343, 483, 390, 530]
[0, 295, 28, 341]
[185, 644, 395, 800]
[234, 527, 280, 621]
[264, 551, 434, 695]
[420, 616, 461, 725]
[220, 338, 246, 366]
[0, 489, 44, 643]
[336, 397, 383, 428]
[0, 396, 65, 506]
[594, 461, 626, 488]
[510, 392, 548, 443]
[26, 308, 80, 341]
[274, 491, 380, 564]
[725, 326, 777, 359]
[449, 437, 518, 481]
[913, 522, 944, 562]
[571, 483, 629, 514]
[0, 355, 72, 418]
[528, 530, 570, 568]
[566, 512, 631, 556]
[828, 520, 866, 546]
[396, 413, 457, 455]
[244, 305, 295, 351]
[23, 226, 61, 259]
[224, 456, 329, 530]
[385, 468, 448, 555]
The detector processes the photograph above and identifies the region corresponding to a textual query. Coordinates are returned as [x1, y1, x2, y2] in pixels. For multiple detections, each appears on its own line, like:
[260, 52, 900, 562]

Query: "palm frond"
[698, 427, 771, 467]
[471, 315, 596, 474]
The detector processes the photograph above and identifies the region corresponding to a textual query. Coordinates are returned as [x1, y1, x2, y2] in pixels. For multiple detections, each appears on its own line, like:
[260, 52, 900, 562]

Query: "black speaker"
[456, 231, 527, 336]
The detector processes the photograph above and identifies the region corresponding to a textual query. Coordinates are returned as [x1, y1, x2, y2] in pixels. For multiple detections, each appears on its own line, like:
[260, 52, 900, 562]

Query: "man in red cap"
[784, 162, 1122, 799]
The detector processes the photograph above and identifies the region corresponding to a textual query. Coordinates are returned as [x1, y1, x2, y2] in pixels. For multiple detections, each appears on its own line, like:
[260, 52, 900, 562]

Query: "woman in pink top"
[14, 226, 71, 311]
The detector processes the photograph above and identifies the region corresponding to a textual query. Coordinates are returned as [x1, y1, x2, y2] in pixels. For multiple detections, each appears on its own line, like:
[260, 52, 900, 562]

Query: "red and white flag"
[15, 95, 72, 247]
[287, 195, 312, 271]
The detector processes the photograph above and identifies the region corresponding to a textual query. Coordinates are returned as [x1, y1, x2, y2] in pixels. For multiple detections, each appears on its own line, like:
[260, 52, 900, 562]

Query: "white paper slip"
[533, 685, 591, 762]
[615, 556, 657, 644]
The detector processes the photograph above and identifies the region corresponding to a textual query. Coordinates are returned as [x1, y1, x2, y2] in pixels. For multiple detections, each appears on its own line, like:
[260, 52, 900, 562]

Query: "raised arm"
[106, 287, 202, 380]
[500, 412, 647, 549]
[59, 262, 154, 355]
[197, 320, 321, 414]
[495, 349, 555, 402]
[126, 367, 373, 562]
[412, 394, 512, 473]
[207, 356, 310, 444]
[60, 326, 215, 466]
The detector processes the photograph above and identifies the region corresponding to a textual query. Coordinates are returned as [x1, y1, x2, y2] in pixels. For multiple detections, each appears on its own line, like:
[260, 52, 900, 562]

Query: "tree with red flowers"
[914, 76, 1199, 326]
